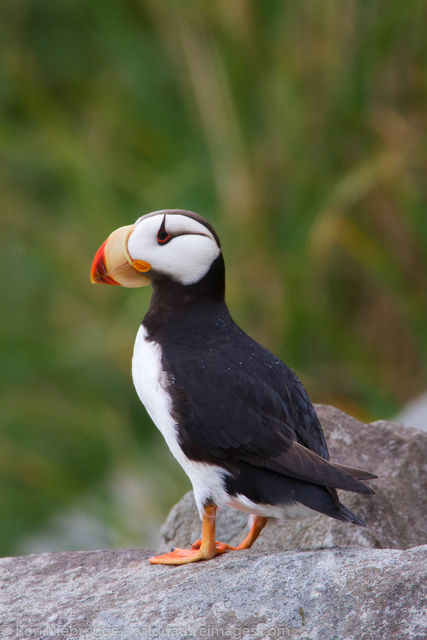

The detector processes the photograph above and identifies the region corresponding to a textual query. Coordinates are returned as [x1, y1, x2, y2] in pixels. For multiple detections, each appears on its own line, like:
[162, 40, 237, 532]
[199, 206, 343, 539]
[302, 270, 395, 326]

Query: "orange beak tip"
[90, 239, 120, 286]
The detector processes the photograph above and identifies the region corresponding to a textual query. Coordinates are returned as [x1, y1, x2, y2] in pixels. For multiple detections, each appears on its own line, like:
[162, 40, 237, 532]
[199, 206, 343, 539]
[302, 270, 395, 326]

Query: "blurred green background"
[1, 0, 426, 556]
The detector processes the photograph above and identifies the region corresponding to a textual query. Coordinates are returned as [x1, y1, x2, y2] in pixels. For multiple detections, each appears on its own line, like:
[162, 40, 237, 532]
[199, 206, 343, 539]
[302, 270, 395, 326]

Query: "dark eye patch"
[157, 230, 172, 244]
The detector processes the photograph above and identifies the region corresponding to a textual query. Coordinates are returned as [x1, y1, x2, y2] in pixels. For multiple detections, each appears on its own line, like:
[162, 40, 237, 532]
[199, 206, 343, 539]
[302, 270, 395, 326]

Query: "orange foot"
[149, 509, 268, 566]
[191, 539, 237, 553]
[149, 545, 227, 566]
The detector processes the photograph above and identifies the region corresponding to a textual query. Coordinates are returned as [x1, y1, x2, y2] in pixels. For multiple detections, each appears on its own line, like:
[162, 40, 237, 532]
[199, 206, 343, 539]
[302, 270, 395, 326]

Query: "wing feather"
[161, 320, 375, 492]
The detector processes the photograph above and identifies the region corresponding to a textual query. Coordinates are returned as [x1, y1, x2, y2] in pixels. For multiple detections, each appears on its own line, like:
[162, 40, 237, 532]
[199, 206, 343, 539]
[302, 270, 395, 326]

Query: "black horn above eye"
[157, 216, 172, 245]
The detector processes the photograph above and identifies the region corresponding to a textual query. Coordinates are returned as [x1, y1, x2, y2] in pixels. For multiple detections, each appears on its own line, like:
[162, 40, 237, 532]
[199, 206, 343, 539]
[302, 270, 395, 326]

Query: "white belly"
[132, 325, 230, 517]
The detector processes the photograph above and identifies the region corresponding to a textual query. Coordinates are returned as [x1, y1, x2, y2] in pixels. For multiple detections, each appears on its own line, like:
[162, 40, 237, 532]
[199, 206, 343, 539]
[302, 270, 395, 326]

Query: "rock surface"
[1, 406, 426, 640]
[0, 545, 426, 640]
[396, 391, 427, 432]
[159, 405, 427, 553]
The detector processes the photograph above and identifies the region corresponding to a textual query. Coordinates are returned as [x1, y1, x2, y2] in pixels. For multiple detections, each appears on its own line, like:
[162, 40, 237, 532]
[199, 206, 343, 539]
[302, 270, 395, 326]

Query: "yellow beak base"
[91, 225, 151, 287]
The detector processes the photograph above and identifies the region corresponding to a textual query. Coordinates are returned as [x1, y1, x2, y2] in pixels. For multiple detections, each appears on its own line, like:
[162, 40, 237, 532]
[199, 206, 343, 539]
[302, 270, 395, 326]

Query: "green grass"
[1, 0, 426, 555]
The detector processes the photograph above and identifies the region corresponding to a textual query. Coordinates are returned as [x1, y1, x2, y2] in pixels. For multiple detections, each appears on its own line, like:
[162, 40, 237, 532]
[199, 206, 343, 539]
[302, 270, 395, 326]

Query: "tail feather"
[227, 462, 371, 527]
[332, 462, 377, 482]
[296, 485, 369, 527]
[265, 442, 377, 495]
[334, 503, 367, 527]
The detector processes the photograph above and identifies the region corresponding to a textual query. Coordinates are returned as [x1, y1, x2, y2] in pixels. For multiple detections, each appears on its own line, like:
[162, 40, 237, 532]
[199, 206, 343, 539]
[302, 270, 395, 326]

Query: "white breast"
[131, 325, 230, 517]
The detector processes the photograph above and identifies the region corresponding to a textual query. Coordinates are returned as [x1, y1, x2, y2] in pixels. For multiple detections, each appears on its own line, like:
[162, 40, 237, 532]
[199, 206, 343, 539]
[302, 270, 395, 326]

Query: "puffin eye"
[157, 230, 171, 245]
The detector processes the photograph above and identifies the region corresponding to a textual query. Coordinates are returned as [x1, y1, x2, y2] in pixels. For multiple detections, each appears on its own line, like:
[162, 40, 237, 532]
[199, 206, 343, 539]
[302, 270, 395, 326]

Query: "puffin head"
[91, 209, 221, 289]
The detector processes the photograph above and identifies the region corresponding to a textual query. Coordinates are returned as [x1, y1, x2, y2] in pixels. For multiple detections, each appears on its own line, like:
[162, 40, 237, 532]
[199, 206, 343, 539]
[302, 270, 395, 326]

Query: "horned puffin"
[91, 209, 376, 565]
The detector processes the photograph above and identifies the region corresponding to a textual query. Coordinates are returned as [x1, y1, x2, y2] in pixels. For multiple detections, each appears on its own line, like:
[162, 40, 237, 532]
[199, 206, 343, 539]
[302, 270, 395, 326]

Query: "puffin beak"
[90, 224, 151, 288]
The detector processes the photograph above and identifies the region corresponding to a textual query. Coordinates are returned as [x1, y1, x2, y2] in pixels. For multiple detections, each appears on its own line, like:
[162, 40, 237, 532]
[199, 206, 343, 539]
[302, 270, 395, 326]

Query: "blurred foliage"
[0, 0, 426, 555]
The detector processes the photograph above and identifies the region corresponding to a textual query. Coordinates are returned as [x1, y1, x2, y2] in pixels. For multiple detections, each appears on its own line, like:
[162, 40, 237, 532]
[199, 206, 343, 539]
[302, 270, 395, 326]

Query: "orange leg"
[192, 515, 268, 553]
[149, 504, 225, 566]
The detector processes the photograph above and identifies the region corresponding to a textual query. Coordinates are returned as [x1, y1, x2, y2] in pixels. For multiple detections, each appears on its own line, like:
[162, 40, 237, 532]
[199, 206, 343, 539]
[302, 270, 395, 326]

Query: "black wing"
[162, 320, 373, 494]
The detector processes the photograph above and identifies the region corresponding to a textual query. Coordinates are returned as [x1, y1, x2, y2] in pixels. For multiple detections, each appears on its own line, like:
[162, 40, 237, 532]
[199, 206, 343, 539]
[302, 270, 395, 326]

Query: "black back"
[143, 255, 329, 474]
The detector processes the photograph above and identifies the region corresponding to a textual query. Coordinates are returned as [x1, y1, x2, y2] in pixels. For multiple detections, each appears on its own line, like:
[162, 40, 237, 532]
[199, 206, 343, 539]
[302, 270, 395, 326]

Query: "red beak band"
[90, 225, 151, 288]
[90, 240, 120, 285]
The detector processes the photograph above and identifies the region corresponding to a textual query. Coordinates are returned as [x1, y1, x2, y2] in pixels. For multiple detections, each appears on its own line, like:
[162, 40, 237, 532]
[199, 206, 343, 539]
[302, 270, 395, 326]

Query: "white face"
[127, 212, 221, 286]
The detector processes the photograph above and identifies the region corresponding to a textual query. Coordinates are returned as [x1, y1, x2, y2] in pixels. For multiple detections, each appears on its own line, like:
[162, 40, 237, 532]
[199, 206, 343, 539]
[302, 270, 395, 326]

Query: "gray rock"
[0, 546, 425, 640]
[396, 391, 427, 432]
[159, 405, 427, 553]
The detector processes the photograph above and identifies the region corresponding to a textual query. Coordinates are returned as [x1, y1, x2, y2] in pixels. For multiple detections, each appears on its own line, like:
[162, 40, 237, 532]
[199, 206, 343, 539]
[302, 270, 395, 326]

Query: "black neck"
[143, 254, 226, 329]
